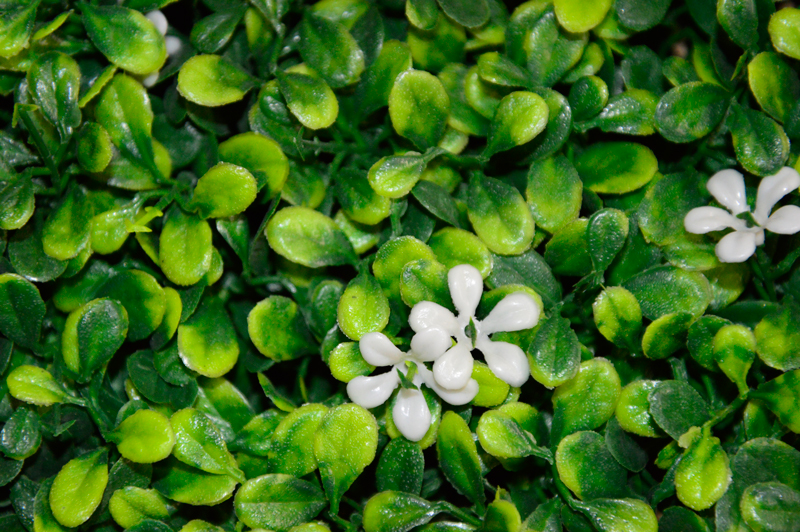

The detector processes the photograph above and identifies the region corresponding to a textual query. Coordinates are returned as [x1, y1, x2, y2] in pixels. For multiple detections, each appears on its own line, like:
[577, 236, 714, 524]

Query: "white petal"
[684, 206, 744, 234]
[359, 332, 405, 367]
[754, 167, 800, 225]
[146, 10, 169, 36]
[409, 301, 459, 335]
[765, 205, 800, 234]
[433, 343, 474, 391]
[346, 371, 399, 409]
[448, 264, 484, 319]
[142, 72, 159, 88]
[410, 328, 452, 362]
[707, 169, 748, 215]
[393, 388, 431, 442]
[715, 230, 758, 263]
[418, 365, 478, 405]
[477, 337, 530, 387]
[165, 35, 183, 56]
[480, 293, 541, 335]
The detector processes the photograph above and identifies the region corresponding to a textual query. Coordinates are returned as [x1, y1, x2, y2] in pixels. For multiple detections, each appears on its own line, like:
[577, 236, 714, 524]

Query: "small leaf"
[192, 163, 257, 219]
[299, 13, 365, 88]
[575, 142, 658, 194]
[484, 91, 548, 157]
[389, 70, 450, 150]
[234, 474, 326, 531]
[49, 449, 109, 528]
[266, 206, 357, 268]
[437, 411, 485, 508]
[277, 72, 339, 130]
[159, 206, 213, 286]
[177, 55, 258, 107]
[0, 273, 45, 348]
[170, 408, 244, 481]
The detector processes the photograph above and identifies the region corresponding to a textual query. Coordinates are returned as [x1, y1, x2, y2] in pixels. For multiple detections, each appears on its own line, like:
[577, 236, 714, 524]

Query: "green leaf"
[750, 369, 800, 433]
[335, 168, 391, 225]
[675, 427, 732, 511]
[400, 258, 451, 309]
[439, 63, 490, 136]
[218, 132, 289, 197]
[190, 6, 246, 53]
[0, 172, 35, 231]
[468, 173, 534, 256]
[623, 265, 712, 320]
[0, 407, 41, 460]
[412, 180, 461, 228]
[476, 410, 550, 461]
[98, 269, 166, 342]
[581, 89, 658, 136]
[572, 498, 657, 532]
[587, 208, 628, 272]
[605, 416, 648, 472]
[111, 409, 175, 464]
[484, 91, 548, 157]
[170, 408, 244, 481]
[406, 0, 438, 30]
[569, 75, 609, 122]
[152, 457, 237, 506]
[658, 506, 712, 532]
[526, 155, 582, 234]
[713, 324, 756, 394]
[770, 7, 800, 60]
[234, 474, 326, 531]
[436, 0, 488, 28]
[389, 69, 450, 150]
[614, 0, 671, 30]
[277, 72, 339, 130]
[641, 311, 694, 360]
[32, 478, 66, 532]
[108, 487, 169, 529]
[178, 55, 258, 107]
[437, 411, 485, 508]
[266, 206, 357, 268]
[527, 314, 581, 389]
[717, 0, 758, 50]
[26, 52, 81, 142]
[593, 287, 642, 351]
[354, 40, 413, 117]
[376, 438, 424, 495]
[0, 273, 44, 348]
[80, 4, 166, 75]
[551, 358, 621, 443]
[0, 0, 38, 58]
[248, 296, 316, 361]
[754, 300, 800, 371]
[6, 365, 77, 407]
[159, 206, 213, 286]
[575, 142, 658, 194]
[313, 404, 378, 513]
[127, 350, 198, 409]
[62, 298, 129, 382]
[49, 448, 108, 528]
[647, 380, 710, 440]
[477, 52, 531, 88]
[268, 403, 328, 476]
[337, 271, 390, 340]
[362, 491, 438, 532]
[8, 220, 67, 282]
[554, 0, 612, 32]
[192, 163, 257, 219]
[728, 103, 790, 177]
[178, 296, 239, 378]
[488, 250, 561, 309]
[655, 82, 730, 143]
[95, 74, 158, 175]
[748, 52, 800, 124]
[429, 227, 493, 279]
[369, 152, 427, 199]
[556, 430, 627, 500]
[41, 186, 91, 261]
[300, 12, 365, 88]
[77, 122, 113, 173]
[741, 481, 800, 532]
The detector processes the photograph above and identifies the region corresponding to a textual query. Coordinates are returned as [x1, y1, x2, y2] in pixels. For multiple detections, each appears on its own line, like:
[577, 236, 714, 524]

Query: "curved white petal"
[707, 169, 748, 215]
[448, 264, 484, 319]
[418, 365, 478, 405]
[432, 343, 474, 391]
[359, 332, 405, 367]
[146, 10, 169, 36]
[410, 328, 452, 362]
[477, 337, 530, 388]
[765, 205, 800, 234]
[715, 230, 758, 263]
[480, 293, 541, 335]
[409, 301, 459, 335]
[684, 206, 743, 234]
[165, 35, 183, 56]
[754, 167, 800, 225]
[393, 388, 431, 442]
[346, 371, 399, 409]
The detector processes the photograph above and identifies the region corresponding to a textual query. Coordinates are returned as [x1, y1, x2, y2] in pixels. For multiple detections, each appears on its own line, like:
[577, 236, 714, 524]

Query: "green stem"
[436, 502, 482, 527]
[704, 392, 749, 430]
[770, 244, 800, 279]
[17, 107, 60, 183]
[552, 467, 578, 510]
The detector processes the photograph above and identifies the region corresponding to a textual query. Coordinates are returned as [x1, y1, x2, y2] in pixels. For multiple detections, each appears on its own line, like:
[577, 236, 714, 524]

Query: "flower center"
[736, 210, 760, 229]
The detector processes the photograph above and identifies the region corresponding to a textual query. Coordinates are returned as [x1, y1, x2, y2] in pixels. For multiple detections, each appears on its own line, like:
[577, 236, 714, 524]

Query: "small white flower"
[684, 167, 800, 263]
[409, 265, 541, 391]
[346, 331, 478, 442]
[143, 10, 183, 88]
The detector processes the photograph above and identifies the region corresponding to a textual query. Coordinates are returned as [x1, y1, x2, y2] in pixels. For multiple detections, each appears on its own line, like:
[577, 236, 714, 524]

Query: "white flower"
[143, 10, 183, 88]
[346, 331, 478, 442]
[684, 167, 800, 263]
[409, 264, 541, 391]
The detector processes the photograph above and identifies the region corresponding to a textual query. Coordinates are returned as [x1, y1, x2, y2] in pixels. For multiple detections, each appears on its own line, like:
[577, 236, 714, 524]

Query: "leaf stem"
[436, 501, 482, 527]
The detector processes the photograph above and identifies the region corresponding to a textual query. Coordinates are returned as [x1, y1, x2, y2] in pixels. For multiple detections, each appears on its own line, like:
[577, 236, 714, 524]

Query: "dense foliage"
[1, 0, 800, 531]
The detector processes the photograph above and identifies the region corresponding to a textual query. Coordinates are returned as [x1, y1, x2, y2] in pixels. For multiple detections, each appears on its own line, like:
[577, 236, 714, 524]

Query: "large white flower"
[346, 331, 478, 442]
[143, 10, 183, 88]
[684, 167, 800, 263]
[409, 265, 540, 391]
